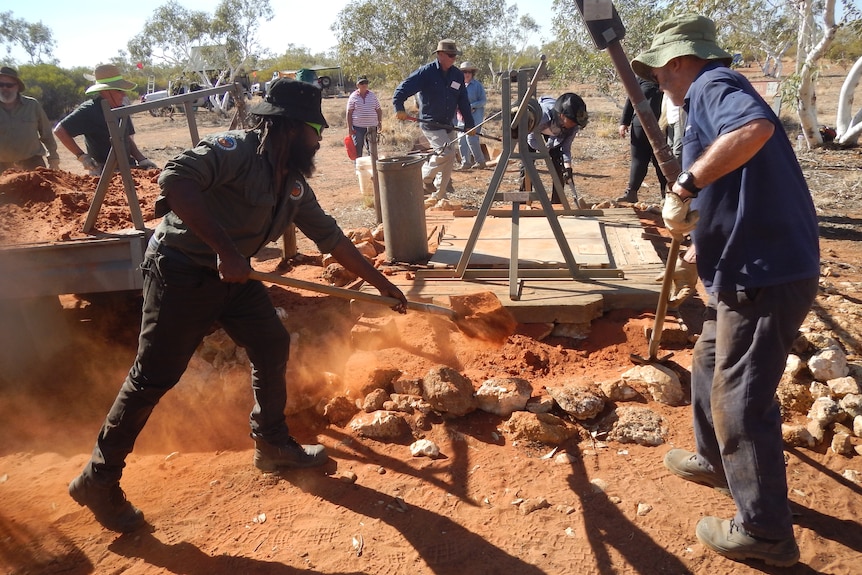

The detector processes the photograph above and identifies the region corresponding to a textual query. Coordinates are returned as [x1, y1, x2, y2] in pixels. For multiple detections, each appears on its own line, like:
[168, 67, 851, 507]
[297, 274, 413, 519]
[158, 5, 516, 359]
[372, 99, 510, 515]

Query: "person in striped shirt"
[346, 76, 382, 157]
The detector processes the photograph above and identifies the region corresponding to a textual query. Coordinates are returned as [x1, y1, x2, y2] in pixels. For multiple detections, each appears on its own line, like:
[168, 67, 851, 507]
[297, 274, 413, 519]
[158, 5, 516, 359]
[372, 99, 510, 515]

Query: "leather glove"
[662, 192, 699, 239]
[395, 110, 408, 121]
[77, 153, 98, 172]
[137, 158, 158, 170]
[48, 158, 60, 170]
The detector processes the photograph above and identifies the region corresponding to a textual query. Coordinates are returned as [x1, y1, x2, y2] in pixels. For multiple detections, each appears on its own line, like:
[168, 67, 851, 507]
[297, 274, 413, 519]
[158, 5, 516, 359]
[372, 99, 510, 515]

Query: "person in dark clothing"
[67, 78, 408, 534]
[616, 78, 667, 203]
[634, 14, 820, 567]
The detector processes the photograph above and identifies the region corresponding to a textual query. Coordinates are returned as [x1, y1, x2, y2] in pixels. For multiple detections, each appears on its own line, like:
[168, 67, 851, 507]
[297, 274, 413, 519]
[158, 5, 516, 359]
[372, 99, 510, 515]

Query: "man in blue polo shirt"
[393, 39, 475, 207]
[632, 14, 819, 568]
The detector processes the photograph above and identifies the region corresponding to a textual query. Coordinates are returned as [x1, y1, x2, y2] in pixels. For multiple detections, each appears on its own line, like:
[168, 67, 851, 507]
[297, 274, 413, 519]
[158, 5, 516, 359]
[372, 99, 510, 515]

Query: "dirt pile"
[0, 167, 161, 244]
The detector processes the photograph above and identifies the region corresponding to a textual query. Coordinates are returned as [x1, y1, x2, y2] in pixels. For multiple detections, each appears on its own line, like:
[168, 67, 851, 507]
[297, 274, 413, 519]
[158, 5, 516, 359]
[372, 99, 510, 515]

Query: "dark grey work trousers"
[627, 124, 667, 196]
[691, 277, 818, 540]
[86, 247, 291, 484]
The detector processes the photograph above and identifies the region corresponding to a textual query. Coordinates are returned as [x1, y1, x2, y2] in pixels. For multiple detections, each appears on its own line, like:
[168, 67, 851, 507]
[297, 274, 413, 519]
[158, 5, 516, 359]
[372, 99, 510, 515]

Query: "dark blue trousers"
[691, 277, 818, 539]
[86, 247, 291, 484]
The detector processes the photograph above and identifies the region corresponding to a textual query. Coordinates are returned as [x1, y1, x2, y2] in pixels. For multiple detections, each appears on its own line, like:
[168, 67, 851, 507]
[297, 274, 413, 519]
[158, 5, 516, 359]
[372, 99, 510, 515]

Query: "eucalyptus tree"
[331, 0, 508, 86]
[0, 11, 56, 65]
[128, 0, 273, 113]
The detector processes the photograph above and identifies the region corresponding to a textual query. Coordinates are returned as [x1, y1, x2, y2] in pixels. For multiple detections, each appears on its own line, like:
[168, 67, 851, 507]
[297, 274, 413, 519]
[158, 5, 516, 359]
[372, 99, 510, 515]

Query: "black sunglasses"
[0, 82, 18, 88]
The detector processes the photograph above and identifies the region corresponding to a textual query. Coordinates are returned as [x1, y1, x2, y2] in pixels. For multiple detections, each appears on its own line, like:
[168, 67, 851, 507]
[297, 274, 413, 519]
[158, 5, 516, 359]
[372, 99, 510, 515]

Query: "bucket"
[355, 156, 374, 206]
[376, 155, 429, 263]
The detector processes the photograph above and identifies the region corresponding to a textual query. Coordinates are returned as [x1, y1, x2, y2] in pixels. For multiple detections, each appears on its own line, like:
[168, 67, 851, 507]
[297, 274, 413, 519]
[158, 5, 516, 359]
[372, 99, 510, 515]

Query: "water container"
[376, 155, 429, 263]
[355, 156, 374, 206]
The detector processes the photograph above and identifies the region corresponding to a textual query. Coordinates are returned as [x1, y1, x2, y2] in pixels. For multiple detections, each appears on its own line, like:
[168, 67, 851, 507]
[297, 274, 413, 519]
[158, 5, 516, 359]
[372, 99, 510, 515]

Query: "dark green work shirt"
[154, 129, 344, 269]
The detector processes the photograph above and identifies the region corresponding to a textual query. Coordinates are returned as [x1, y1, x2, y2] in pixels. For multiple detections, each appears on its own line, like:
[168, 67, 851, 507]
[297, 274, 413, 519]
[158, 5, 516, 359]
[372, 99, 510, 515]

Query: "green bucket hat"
[631, 14, 732, 80]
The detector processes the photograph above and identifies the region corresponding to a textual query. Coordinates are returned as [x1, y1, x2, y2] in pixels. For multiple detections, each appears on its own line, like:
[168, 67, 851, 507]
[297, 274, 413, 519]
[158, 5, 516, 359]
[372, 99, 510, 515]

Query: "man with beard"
[68, 78, 408, 533]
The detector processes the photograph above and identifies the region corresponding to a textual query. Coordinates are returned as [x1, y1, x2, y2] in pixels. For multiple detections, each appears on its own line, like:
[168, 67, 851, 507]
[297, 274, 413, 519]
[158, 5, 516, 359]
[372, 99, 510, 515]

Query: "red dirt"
[1, 69, 861, 574]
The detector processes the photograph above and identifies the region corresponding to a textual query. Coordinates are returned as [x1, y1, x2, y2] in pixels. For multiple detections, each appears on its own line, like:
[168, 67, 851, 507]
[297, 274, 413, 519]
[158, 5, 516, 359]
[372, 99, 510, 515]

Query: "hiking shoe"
[616, 191, 638, 203]
[69, 473, 145, 533]
[471, 162, 487, 170]
[253, 434, 328, 472]
[696, 517, 800, 567]
[455, 163, 472, 171]
[423, 183, 436, 195]
[664, 448, 731, 496]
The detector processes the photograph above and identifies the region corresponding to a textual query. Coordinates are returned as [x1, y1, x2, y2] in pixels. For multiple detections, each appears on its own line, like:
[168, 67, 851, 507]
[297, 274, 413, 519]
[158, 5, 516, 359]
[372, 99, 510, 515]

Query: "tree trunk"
[835, 55, 862, 146]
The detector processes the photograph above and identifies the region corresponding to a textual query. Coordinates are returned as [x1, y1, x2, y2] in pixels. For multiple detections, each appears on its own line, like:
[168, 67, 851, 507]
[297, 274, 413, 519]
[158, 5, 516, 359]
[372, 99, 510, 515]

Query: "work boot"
[455, 163, 471, 171]
[663, 448, 730, 496]
[252, 433, 328, 472]
[69, 473, 146, 533]
[696, 517, 800, 567]
[423, 182, 436, 196]
[616, 190, 638, 203]
[471, 162, 487, 170]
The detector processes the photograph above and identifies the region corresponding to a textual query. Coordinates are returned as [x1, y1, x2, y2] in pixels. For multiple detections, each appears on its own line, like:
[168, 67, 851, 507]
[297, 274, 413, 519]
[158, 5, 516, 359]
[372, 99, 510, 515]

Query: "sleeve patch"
[214, 136, 238, 151]
[290, 180, 305, 201]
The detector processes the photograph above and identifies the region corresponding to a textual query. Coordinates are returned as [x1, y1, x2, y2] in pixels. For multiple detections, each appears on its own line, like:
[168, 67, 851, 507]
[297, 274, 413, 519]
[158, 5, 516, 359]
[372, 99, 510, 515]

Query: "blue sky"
[6, 0, 556, 69]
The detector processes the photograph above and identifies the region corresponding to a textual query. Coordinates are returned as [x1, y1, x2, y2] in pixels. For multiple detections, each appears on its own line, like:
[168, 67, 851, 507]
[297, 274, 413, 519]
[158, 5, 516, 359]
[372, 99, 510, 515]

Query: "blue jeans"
[352, 126, 369, 157]
[85, 246, 291, 484]
[691, 277, 817, 539]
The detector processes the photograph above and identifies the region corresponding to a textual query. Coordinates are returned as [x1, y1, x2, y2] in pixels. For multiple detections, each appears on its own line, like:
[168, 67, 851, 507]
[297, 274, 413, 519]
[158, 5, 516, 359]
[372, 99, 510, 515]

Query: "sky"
[6, 0, 556, 70]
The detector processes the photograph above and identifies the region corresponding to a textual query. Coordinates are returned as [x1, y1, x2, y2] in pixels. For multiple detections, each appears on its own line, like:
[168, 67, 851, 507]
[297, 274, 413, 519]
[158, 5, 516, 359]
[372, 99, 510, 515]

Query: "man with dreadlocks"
[68, 78, 408, 534]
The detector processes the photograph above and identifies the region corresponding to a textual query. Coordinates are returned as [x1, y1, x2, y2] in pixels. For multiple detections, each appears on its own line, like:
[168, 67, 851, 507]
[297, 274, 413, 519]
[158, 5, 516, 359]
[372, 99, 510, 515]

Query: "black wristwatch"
[676, 171, 701, 197]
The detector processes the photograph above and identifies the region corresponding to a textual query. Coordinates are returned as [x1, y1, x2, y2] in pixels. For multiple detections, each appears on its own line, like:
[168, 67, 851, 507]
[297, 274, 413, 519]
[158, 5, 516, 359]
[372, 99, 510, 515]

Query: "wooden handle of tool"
[249, 270, 456, 320]
[647, 236, 681, 360]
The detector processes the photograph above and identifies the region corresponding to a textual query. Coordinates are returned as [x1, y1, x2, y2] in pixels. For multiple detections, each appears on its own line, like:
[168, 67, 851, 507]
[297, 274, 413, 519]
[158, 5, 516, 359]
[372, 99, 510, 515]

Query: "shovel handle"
[249, 270, 457, 320]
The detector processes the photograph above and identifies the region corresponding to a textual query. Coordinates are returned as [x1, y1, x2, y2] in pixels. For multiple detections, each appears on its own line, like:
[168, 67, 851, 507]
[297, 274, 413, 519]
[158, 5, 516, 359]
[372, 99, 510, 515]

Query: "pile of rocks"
[778, 332, 862, 457]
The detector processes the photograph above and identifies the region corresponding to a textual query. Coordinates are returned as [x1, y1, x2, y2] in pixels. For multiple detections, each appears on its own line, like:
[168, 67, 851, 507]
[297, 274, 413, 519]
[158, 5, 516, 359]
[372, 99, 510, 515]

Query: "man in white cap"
[53, 64, 157, 175]
[393, 39, 475, 207]
[67, 77, 407, 534]
[0, 65, 59, 173]
[632, 14, 819, 567]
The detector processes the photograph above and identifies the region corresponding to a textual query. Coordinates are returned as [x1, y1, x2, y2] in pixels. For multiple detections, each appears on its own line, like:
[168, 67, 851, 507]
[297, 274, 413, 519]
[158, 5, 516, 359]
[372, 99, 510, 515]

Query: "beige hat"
[434, 39, 461, 55]
[85, 64, 137, 94]
[459, 61, 478, 72]
[631, 14, 732, 80]
[0, 66, 25, 91]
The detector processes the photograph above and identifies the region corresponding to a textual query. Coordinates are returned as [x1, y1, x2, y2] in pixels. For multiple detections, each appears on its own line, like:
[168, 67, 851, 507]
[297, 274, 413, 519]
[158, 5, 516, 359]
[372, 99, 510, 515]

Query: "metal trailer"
[0, 83, 247, 301]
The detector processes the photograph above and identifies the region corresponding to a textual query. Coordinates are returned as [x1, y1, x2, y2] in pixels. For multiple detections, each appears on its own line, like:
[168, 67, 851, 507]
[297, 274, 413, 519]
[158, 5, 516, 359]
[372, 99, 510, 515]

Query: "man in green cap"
[632, 14, 819, 567]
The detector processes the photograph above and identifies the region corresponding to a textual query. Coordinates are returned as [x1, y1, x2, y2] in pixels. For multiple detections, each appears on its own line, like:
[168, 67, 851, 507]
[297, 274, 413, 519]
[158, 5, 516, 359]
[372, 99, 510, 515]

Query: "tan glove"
[77, 153, 98, 172]
[137, 158, 158, 170]
[48, 158, 60, 170]
[395, 110, 408, 121]
[662, 193, 699, 239]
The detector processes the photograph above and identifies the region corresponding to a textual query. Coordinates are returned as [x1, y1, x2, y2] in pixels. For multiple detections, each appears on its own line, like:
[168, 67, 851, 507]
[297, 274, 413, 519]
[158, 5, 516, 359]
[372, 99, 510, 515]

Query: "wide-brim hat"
[631, 14, 732, 80]
[0, 66, 25, 91]
[434, 39, 461, 55]
[249, 77, 328, 127]
[84, 64, 137, 94]
[459, 61, 477, 72]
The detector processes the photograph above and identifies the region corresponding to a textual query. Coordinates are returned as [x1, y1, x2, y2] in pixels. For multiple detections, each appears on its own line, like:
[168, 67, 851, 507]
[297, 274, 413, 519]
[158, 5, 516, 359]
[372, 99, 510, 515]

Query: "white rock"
[842, 469, 861, 483]
[827, 376, 861, 397]
[854, 415, 862, 438]
[410, 439, 440, 458]
[785, 354, 806, 377]
[808, 348, 849, 382]
[475, 377, 533, 416]
[808, 396, 842, 427]
[636, 503, 653, 516]
[620, 364, 684, 406]
[830, 433, 854, 456]
[840, 394, 862, 419]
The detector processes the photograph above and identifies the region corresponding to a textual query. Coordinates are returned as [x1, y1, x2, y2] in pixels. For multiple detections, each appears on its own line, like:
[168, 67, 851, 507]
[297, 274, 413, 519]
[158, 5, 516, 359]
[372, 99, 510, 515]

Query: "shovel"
[249, 270, 516, 344]
[574, 2, 682, 364]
